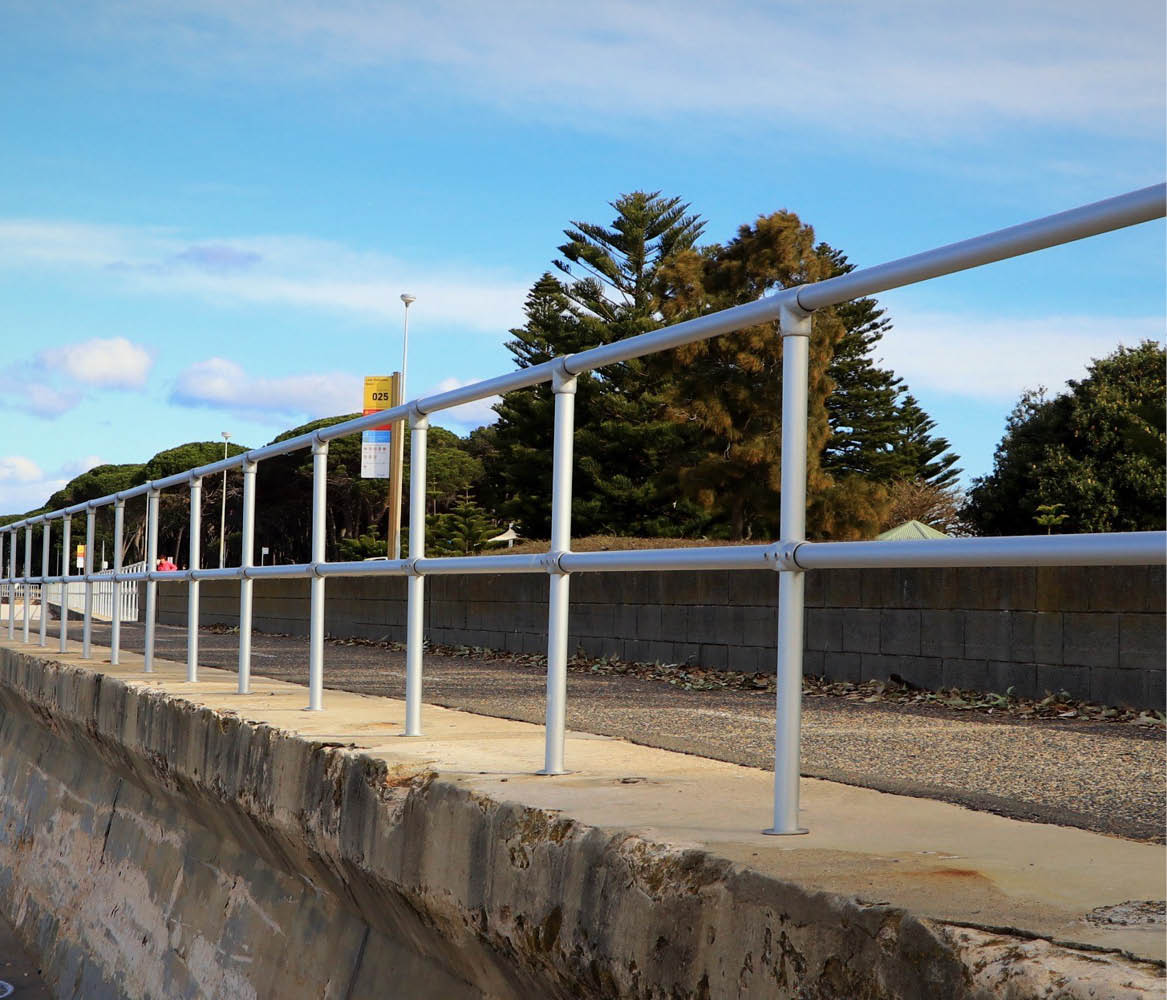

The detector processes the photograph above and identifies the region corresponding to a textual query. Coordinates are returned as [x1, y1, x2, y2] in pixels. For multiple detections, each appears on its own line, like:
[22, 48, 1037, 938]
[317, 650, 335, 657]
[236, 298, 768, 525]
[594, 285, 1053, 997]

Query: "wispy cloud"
[0, 337, 155, 419]
[171, 357, 362, 420]
[878, 310, 1164, 402]
[170, 359, 502, 432]
[59, 0, 1166, 138]
[0, 220, 529, 331]
[0, 454, 102, 514]
[422, 376, 499, 432]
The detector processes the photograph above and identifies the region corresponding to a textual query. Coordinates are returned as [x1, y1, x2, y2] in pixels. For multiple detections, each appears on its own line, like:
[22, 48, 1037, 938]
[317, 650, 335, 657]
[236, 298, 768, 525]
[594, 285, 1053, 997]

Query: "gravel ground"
[58, 620, 1167, 844]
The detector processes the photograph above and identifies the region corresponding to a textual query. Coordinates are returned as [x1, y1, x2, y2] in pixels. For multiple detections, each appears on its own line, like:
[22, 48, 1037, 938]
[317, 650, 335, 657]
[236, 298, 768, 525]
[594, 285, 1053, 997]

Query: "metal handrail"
[2, 182, 1164, 834]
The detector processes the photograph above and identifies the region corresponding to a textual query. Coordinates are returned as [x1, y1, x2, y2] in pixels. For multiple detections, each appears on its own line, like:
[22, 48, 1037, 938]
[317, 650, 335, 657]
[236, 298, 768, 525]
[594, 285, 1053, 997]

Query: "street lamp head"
[221, 431, 231, 441]
[400, 294, 416, 307]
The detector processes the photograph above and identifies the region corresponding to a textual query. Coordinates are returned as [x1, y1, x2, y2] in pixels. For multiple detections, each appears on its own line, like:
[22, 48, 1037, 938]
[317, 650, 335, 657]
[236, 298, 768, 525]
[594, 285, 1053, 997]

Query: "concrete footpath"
[79, 620, 1167, 843]
[1, 633, 1162, 998]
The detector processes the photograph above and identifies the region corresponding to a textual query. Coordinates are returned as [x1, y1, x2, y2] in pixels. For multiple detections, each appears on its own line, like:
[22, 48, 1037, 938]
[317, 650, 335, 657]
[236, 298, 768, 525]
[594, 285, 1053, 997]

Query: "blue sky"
[0, 0, 1163, 514]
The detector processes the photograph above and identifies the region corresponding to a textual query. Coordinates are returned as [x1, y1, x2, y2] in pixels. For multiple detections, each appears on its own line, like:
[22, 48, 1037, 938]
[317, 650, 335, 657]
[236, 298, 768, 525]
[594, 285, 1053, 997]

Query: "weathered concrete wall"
[154, 564, 1164, 707]
[0, 645, 1003, 999]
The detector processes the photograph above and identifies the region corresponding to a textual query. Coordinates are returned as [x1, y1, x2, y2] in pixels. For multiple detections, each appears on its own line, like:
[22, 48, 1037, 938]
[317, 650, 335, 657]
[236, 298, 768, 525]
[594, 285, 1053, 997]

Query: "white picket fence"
[40, 560, 144, 622]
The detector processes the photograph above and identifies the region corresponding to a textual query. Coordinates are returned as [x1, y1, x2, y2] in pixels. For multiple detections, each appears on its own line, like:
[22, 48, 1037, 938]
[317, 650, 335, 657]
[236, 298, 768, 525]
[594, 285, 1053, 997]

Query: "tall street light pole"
[219, 431, 231, 568]
[400, 293, 416, 400]
[392, 294, 416, 560]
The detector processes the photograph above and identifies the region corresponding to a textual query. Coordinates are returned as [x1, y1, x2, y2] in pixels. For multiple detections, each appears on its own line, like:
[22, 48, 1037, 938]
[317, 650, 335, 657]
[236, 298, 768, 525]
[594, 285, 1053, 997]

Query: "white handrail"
[2, 183, 1164, 835]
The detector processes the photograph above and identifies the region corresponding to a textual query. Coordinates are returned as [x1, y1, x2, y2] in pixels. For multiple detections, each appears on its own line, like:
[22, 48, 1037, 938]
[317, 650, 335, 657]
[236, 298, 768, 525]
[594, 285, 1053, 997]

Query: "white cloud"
[0, 221, 529, 332]
[422, 376, 500, 432]
[67, 0, 1166, 138]
[23, 383, 75, 418]
[0, 456, 44, 485]
[171, 361, 503, 431]
[877, 310, 1165, 401]
[38, 337, 153, 388]
[0, 336, 155, 420]
[0, 455, 100, 514]
[171, 357, 362, 419]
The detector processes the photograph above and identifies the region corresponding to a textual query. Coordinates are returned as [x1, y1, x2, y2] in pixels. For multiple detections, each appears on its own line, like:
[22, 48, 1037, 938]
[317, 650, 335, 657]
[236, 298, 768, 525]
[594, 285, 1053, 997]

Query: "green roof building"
[876, 520, 949, 541]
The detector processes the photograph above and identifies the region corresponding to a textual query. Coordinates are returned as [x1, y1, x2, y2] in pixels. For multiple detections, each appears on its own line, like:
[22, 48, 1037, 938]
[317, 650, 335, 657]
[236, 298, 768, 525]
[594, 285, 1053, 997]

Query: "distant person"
[157, 556, 178, 572]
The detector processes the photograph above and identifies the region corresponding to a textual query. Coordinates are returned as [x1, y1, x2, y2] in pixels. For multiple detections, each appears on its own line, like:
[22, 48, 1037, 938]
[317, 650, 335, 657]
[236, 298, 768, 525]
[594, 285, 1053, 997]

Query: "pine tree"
[429, 498, 497, 556]
[488, 194, 707, 537]
[655, 213, 889, 540]
[895, 393, 961, 488]
[818, 245, 905, 482]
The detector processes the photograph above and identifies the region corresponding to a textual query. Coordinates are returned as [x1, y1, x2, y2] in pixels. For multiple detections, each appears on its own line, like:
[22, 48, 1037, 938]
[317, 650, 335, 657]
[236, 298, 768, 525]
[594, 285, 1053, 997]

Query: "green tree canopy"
[489, 192, 710, 538]
[486, 191, 963, 541]
[656, 211, 888, 539]
[963, 340, 1166, 535]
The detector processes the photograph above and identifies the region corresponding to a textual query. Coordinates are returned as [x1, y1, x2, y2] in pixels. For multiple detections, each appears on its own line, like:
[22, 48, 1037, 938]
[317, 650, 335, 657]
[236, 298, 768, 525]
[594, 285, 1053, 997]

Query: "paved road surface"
[26, 619, 1167, 843]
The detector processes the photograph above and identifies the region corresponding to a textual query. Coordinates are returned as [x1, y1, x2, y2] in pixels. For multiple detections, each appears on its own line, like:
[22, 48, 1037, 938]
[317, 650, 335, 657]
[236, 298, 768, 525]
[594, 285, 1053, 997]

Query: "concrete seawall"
[0, 642, 1163, 999]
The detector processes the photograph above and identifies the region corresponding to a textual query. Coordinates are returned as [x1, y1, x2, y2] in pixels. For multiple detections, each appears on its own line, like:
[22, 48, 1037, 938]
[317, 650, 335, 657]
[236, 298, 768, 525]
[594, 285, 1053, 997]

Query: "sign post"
[360, 374, 405, 558]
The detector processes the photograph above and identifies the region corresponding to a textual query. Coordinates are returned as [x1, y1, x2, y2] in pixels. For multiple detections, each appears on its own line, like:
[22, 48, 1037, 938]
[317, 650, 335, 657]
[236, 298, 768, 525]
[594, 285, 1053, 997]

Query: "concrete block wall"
[155, 563, 1164, 708]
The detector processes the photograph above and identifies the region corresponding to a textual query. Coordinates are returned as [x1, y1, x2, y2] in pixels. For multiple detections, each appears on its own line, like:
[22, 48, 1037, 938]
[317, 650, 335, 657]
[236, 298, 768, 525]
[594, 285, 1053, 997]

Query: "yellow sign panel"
[363, 374, 398, 411]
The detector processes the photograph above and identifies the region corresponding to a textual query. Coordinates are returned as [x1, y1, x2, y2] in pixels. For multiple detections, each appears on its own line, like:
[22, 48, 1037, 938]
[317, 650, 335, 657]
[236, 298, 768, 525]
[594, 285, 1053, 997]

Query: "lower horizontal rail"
[793, 531, 1167, 570]
[16, 531, 1160, 594]
[559, 546, 772, 572]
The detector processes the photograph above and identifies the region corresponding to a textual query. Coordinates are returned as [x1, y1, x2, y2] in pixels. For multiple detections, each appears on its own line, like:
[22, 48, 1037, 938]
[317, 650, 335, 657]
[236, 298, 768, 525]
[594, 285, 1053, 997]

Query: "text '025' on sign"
[361, 374, 399, 479]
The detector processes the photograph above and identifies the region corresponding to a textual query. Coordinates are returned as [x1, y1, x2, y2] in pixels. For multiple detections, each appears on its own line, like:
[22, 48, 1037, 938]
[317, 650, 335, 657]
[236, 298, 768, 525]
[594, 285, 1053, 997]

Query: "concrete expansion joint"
[551, 358, 578, 394]
[542, 550, 570, 575]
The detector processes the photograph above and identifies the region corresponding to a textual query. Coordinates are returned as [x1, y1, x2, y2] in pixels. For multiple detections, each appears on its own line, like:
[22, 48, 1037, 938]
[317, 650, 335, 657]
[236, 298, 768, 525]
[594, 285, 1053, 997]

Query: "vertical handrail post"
[22, 526, 32, 643]
[81, 508, 95, 658]
[307, 438, 328, 711]
[39, 520, 50, 646]
[766, 303, 813, 836]
[237, 459, 257, 694]
[187, 477, 202, 682]
[110, 499, 124, 664]
[7, 529, 15, 639]
[143, 488, 160, 672]
[59, 518, 70, 651]
[0, 532, 5, 637]
[404, 410, 429, 736]
[540, 362, 577, 775]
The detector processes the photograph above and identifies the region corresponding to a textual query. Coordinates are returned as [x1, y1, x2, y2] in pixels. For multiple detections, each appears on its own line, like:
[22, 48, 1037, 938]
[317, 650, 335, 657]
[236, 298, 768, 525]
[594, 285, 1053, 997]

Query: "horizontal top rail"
[2, 183, 1163, 533]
